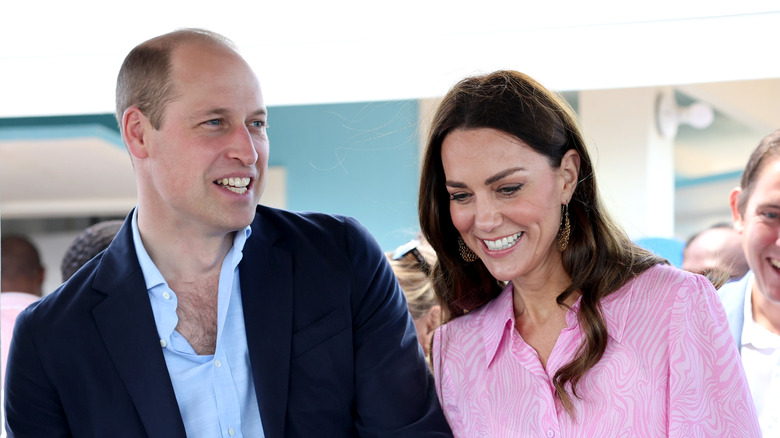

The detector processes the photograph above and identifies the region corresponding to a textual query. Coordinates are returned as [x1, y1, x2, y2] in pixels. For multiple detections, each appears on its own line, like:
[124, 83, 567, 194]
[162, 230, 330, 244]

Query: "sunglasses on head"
[392, 239, 431, 276]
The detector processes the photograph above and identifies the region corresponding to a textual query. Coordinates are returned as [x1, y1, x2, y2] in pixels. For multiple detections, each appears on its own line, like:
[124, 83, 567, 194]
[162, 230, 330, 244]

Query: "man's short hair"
[60, 220, 124, 282]
[115, 28, 236, 130]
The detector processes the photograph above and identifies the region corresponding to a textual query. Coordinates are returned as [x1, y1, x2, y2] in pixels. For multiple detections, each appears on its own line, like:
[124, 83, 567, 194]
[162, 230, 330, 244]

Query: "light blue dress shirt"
[131, 211, 264, 438]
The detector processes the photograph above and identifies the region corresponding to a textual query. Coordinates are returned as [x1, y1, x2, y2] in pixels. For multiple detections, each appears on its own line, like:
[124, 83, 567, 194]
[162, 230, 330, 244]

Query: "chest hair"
[172, 277, 219, 355]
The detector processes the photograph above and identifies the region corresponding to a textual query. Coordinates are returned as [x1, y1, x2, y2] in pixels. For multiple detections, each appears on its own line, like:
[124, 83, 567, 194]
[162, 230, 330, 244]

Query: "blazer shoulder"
[254, 205, 356, 230]
[252, 205, 374, 248]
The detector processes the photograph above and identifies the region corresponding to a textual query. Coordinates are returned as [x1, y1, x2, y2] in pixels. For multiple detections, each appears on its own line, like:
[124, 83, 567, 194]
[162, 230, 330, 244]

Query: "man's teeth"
[216, 177, 250, 194]
[771, 259, 780, 269]
[483, 232, 522, 251]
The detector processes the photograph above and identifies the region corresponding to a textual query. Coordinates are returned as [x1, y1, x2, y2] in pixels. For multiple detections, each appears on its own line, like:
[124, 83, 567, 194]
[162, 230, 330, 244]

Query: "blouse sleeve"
[667, 273, 761, 437]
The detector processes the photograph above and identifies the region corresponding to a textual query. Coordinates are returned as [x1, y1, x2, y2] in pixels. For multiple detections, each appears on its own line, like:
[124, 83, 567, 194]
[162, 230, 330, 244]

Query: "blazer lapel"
[241, 212, 294, 438]
[91, 218, 187, 437]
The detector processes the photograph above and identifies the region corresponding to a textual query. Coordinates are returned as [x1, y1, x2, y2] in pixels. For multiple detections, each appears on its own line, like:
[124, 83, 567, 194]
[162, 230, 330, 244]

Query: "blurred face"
[682, 227, 747, 281]
[412, 306, 441, 357]
[137, 41, 269, 235]
[732, 158, 780, 303]
[442, 128, 578, 285]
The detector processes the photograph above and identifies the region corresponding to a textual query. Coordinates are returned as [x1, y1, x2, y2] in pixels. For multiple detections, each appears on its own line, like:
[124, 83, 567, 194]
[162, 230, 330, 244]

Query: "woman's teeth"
[483, 232, 522, 251]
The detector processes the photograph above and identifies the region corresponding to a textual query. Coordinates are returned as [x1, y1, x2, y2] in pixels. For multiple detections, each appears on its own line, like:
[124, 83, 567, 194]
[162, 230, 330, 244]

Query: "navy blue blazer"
[5, 206, 452, 437]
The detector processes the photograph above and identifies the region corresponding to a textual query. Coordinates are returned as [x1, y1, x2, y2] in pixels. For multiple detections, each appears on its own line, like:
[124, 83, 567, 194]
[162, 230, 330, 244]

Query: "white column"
[578, 87, 676, 239]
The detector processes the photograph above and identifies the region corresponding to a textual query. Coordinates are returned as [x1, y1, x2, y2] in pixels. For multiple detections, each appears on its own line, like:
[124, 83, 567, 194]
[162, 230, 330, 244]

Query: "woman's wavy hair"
[418, 70, 665, 414]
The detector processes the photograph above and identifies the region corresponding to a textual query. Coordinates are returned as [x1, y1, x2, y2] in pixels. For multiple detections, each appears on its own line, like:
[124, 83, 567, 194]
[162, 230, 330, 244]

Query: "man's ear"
[122, 106, 150, 159]
[729, 187, 745, 233]
[560, 149, 581, 203]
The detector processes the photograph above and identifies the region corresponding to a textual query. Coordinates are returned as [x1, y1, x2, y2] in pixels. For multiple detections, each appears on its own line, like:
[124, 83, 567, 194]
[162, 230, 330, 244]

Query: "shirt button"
[228, 427, 235, 436]
[547, 430, 555, 438]
[160, 340, 167, 348]
[215, 359, 222, 367]
[162, 292, 171, 300]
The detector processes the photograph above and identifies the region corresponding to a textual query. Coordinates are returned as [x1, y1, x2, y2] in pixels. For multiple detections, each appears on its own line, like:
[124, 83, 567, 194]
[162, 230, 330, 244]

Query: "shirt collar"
[741, 275, 780, 349]
[131, 208, 252, 291]
[481, 283, 515, 367]
[480, 277, 634, 368]
[742, 274, 755, 345]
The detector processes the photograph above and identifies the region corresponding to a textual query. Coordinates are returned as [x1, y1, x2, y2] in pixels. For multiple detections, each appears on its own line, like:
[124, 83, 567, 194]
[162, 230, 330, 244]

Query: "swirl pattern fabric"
[432, 264, 760, 437]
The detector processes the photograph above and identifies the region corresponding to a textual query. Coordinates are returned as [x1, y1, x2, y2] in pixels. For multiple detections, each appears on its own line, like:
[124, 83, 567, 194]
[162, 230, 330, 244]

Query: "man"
[1, 235, 44, 389]
[5, 29, 451, 437]
[719, 129, 780, 436]
[1, 235, 45, 296]
[60, 219, 123, 281]
[682, 222, 749, 282]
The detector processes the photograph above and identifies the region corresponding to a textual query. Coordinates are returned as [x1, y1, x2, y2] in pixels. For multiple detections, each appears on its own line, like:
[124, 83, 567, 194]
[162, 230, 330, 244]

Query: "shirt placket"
[509, 325, 563, 437]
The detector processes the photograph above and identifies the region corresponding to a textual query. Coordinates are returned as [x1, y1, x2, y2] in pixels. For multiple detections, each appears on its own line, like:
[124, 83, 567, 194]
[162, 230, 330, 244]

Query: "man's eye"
[249, 121, 267, 129]
[203, 119, 222, 126]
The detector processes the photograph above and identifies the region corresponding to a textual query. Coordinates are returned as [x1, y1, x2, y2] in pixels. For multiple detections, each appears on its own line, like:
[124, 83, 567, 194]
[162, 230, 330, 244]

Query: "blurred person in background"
[683, 222, 749, 282]
[388, 237, 442, 359]
[60, 220, 123, 282]
[1, 235, 44, 390]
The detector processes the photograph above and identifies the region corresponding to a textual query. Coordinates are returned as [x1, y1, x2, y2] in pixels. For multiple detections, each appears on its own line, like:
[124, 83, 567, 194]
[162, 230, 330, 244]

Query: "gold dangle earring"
[458, 237, 478, 262]
[557, 204, 571, 252]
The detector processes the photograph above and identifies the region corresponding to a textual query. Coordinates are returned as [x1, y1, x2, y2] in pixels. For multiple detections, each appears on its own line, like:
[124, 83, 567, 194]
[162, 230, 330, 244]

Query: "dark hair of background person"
[60, 220, 124, 282]
[418, 70, 666, 413]
[115, 28, 235, 130]
[735, 128, 780, 214]
[1, 235, 45, 296]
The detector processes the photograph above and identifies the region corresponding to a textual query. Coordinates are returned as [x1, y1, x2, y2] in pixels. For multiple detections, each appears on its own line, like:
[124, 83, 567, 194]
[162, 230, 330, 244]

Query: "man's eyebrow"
[756, 202, 780, 210]
[194, 107, 267, 117]
[250, 108, 267, 118]
[485, 167, 523, 185]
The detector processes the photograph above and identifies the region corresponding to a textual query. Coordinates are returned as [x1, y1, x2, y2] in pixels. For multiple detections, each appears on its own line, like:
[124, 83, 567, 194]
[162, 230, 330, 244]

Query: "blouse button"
[546, 430, 555, 438]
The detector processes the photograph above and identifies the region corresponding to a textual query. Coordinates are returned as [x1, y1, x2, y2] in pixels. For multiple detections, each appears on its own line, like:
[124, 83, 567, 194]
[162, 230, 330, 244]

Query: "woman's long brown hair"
[419, 70, 665, 415]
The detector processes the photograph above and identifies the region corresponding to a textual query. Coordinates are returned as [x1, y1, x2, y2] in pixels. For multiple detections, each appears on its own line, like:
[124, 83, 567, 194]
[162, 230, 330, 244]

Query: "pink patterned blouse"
[432, 264, 760, 437]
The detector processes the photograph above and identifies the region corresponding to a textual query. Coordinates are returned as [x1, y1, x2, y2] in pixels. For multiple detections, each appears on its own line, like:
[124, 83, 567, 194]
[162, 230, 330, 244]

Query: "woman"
[418, 70, 759, 436]
[387, 237, 443, 358]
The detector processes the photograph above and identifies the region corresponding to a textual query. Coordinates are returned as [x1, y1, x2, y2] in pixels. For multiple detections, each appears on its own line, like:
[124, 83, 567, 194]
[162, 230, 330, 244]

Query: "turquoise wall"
[268, 100, 421, 251]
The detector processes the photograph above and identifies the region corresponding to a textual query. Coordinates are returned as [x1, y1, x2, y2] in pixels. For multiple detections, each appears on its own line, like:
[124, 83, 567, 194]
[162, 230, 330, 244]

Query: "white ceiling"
[0, 133, 136, 219]
[1, 2, 779, 224]
[1, 1, 779, 116]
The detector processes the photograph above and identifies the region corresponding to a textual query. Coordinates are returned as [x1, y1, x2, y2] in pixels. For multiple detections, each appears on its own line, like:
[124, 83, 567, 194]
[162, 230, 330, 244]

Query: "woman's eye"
[498, 184, 522, 195]
[449, 192, 470, 202]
